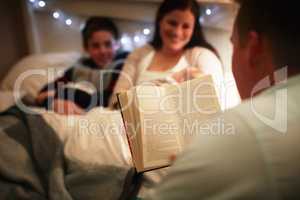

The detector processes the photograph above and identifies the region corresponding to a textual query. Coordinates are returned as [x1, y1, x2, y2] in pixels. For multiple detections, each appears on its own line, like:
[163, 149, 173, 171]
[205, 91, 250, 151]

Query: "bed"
[0, 48, 241, 199]
[0, 52, 166, 199]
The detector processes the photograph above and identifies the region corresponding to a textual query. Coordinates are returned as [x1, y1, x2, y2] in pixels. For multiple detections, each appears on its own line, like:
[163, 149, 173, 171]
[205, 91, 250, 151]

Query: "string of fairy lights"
[27, 0, 215, 51]
[28, 0, 74, 26]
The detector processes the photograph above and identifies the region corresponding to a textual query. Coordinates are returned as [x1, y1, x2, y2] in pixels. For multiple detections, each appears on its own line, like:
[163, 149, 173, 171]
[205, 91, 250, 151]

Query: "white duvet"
[38, 108, 132, 167]
[40, 107, 167, 198]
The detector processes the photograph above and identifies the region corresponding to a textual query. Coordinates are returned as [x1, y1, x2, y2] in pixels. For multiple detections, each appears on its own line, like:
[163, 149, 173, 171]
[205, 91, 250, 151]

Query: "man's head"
[82, 17, 120, 68]
[231, 0, 300, 99]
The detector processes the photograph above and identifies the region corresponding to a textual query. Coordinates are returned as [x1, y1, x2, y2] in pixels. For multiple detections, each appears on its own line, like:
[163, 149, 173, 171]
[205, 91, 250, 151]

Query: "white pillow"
[0, 51, 81, 99]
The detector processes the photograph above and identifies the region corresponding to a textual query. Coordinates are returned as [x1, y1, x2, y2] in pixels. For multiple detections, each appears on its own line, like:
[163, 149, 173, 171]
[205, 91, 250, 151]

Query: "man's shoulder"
[197, 74, 300, 135]
[186, 74, 300, 157]
[233, 75, 300, 120]
[147, 75, 300, 200]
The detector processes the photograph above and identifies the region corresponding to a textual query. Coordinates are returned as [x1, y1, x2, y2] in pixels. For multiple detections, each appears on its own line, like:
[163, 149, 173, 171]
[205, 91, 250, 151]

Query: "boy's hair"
[81, 16, 119, 48]
[235, 0, 300, 68]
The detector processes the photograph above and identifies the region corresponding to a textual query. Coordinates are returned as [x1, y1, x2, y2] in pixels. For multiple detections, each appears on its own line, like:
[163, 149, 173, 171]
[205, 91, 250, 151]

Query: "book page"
[135, 85, 182, 170]
[170, 75, 221, 145]
[141, 113, 182, 169]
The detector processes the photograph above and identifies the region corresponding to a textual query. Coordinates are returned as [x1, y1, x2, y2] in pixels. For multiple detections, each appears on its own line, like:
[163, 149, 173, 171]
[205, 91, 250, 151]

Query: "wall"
[204, 27, 232, 72]
[33, 11, 154, 53]
[24, 0, 235, 72]
[0, 0, 29, 80]
[35, 11, 83, 53]
[31, 12, 233, 72]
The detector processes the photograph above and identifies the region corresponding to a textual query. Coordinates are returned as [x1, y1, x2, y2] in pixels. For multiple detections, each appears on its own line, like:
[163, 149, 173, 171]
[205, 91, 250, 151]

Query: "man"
[146, 0, 300, 199]
[36, 16, 128, 114]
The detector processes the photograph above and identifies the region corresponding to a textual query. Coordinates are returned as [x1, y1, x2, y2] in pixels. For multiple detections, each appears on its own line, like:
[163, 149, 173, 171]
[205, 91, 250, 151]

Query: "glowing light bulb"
[38, 1, 46, 7]
[121, 37, 127, 44]
[53, 12, 60, 19]
[206, 8, 212, 15]
[120, 35, 131, 45]
[65, 19, 72, 26]
[143, 28, 151, 35]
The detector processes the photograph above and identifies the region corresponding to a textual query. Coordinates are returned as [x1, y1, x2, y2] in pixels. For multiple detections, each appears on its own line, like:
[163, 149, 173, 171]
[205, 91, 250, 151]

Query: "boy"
[36, 16, 128, 114]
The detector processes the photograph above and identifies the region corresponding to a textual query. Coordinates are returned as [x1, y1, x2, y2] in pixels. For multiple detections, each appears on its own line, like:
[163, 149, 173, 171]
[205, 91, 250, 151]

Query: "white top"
[111, 44, 224, 105]
[137, 70, 172, 84]
[135, 47, 194, 84]
[146, 74, 300, 199]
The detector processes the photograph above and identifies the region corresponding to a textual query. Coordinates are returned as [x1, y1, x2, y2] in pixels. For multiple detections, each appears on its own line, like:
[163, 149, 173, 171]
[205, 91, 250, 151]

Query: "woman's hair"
[150, 0, 217, 55]
[81, 16, 119, 48]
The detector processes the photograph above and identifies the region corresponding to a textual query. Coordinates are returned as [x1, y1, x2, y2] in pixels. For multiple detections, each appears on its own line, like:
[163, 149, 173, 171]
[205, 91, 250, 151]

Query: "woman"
[49, 0, 224, 197]
[111, 0, 223, 106]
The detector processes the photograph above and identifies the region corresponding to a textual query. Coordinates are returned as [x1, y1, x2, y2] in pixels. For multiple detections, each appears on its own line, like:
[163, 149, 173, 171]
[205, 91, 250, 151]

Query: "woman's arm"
[192, 47, 224, 109]
[167, 47, 223, 84]
[192, 47, 223, 86]
[109, 45, 151, 107]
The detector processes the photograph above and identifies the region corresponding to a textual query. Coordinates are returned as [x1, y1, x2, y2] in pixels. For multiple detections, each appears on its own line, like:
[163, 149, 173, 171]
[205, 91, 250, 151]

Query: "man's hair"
[235, 0, 300, 68]
[81, 16, 119, 48]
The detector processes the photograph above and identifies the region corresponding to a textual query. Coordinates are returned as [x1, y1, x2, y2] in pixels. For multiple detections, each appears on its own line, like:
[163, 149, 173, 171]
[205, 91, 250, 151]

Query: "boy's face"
[85, 30, 117, 68]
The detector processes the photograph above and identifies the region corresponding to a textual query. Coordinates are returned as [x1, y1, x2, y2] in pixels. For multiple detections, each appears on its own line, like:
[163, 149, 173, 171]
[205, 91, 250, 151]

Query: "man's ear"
[246, 31, 262, 68]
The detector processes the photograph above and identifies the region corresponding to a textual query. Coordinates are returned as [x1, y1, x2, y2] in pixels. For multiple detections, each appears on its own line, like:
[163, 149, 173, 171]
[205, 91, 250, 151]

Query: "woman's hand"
[171, 67, 202, 83]
[52, 99, 85, 115]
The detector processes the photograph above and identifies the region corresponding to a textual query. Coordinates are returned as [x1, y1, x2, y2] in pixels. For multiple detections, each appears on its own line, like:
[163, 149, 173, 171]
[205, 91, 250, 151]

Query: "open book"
[117, 75, 220, 172]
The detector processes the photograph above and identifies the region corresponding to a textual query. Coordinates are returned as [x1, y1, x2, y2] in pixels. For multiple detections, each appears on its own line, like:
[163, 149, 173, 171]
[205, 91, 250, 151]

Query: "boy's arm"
[36, 68, 74, 106]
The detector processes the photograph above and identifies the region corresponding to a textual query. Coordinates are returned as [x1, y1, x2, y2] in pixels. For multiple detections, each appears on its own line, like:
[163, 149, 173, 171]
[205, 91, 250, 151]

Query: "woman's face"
[159, 9, 195, 53]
